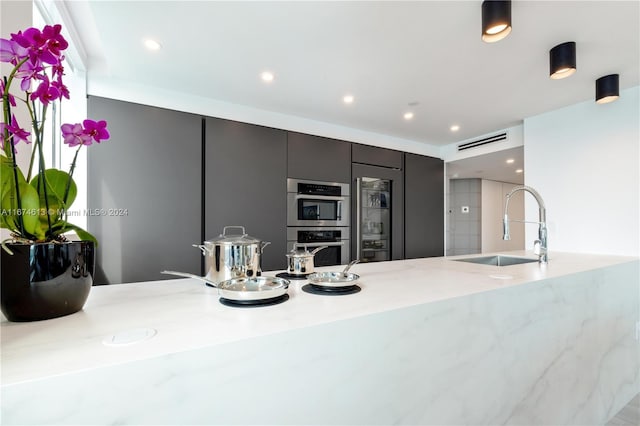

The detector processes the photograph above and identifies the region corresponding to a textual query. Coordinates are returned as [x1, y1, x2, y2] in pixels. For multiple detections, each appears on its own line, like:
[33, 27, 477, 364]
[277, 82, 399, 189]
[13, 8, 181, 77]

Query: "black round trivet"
[219, 293, 289, 308]
[301, 284, 361, 296]
[276, 272, 310, 280]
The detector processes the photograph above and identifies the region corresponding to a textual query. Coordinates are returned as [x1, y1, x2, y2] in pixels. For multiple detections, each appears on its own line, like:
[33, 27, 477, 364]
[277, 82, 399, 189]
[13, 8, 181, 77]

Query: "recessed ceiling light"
[403, 112, 414, 120]
[261, 71, 275, 83]
[450, 125, 460, 132]
[516, 169, 523, 174]
[144, 39, 162, 50]
[343, 95, 354, 104]
[506, 158, 515, 164]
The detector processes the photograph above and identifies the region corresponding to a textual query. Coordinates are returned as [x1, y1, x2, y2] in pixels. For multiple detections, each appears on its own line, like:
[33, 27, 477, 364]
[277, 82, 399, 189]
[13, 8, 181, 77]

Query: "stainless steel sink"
[453, 255, 540, 266]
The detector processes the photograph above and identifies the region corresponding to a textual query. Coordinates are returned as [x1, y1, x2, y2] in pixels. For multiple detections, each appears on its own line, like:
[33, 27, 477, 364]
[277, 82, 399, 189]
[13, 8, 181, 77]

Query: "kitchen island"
[1, 251, 638, 425]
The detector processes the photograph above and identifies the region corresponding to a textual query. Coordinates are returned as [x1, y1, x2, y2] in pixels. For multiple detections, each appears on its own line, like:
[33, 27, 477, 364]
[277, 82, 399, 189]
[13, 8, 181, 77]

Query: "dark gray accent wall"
[87, 97, 202, 284]
[287, 132, 351, 183]
[204, 118, 287, 271]
[404, 153, 444, 258]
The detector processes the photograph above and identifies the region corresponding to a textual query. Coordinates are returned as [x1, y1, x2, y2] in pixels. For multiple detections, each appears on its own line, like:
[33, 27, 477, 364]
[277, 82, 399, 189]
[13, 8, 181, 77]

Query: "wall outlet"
[461, 206, 470, 214]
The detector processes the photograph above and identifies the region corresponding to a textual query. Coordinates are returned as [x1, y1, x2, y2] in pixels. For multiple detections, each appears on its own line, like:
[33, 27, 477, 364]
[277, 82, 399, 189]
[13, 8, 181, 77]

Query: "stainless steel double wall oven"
[286, 178, 350, 267]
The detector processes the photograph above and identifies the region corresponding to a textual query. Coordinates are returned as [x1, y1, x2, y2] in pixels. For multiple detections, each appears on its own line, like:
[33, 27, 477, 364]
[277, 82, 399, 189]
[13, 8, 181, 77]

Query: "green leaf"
[54, 222, 98, 246]
[1, 157, 26, 201]
[29, 169, 78, 228]
[1, 182, 42, 238]
[30, 169, 77, 210]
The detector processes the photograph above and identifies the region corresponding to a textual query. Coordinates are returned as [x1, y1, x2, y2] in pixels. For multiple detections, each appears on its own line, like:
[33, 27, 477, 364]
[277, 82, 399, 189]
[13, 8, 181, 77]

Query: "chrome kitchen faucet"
[503, 185, 548, 264]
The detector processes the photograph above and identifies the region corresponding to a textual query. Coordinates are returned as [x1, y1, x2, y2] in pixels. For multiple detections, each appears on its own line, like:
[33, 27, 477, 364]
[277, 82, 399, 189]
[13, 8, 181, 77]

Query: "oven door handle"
[294, 194, 347, 202]
[299, 241, 345, 247]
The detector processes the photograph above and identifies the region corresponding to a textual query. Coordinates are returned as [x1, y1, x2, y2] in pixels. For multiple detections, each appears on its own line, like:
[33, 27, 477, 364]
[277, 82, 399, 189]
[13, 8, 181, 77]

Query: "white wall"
[524, 86, 639, 257]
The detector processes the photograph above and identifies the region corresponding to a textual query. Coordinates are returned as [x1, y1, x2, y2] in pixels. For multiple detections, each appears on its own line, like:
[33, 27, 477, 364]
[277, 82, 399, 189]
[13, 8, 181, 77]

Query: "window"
[34, 1, 89, 229]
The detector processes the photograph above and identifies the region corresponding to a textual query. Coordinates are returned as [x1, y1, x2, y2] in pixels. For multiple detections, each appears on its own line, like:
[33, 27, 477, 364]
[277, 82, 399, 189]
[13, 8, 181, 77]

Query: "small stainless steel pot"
[286, 244, 327, 276]
[193, 226, 270, 284]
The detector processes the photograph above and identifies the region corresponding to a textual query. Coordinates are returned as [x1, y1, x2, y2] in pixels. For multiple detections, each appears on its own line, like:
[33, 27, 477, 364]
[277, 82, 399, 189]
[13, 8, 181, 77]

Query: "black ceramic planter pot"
[1, 241, 95, 322]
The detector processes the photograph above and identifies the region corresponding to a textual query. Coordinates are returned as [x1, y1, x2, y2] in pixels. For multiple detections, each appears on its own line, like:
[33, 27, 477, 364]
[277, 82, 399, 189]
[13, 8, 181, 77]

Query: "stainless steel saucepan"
[161, 270, 289, 301]
[286, 244, 328, 276]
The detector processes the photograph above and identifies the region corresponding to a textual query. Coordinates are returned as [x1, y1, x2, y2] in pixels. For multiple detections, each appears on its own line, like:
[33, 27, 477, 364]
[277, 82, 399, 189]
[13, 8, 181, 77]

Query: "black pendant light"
[596, 74, 619, 104]
[482, 0, 512, 43]
[549, 42, 576, 79]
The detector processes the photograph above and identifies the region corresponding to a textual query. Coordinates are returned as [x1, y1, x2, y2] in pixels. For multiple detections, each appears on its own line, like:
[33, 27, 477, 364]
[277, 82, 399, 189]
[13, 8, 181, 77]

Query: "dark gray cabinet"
[87, 97, 202, 284]
[287, 132, 351, 183]
[205, 118, 287, 271]
[88, 97, 445, 284]
[404, 153, 444, 258]
[352, 143, 403, 169]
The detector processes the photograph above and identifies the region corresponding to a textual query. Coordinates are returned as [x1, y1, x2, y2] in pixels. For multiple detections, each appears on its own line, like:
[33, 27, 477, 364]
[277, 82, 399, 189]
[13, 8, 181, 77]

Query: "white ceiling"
[446, 146, 525, 184]
[62, 0, 639, 149]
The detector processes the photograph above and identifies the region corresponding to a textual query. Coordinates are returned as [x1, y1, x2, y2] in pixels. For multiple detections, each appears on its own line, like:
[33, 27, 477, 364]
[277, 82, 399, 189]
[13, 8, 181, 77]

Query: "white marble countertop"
[1, 250, 636, 387]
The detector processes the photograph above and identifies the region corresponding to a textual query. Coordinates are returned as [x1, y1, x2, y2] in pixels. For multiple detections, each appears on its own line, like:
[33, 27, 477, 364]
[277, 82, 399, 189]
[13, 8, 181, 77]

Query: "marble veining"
[1, 251, 638, 425]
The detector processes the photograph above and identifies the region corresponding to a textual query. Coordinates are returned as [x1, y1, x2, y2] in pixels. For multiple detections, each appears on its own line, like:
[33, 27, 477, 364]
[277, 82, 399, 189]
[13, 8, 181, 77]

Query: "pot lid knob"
[291, 243, 308, 253]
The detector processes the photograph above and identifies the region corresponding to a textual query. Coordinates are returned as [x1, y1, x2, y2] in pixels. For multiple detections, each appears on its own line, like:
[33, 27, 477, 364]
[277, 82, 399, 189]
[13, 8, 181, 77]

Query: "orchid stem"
[3, 76, 25, 236]
[32, 100, 53, 239]
[62, 145, 81, 217]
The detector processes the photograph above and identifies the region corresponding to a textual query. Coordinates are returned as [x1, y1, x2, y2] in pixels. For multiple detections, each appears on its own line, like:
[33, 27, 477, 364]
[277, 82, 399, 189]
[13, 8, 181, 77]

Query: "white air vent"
[457, 132, 508, 152]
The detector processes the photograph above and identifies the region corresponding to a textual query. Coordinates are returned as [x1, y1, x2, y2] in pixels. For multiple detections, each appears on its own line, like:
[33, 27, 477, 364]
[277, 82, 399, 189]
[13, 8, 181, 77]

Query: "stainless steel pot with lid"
[193, 226, 271, 284]
[286, 244, 327, 276]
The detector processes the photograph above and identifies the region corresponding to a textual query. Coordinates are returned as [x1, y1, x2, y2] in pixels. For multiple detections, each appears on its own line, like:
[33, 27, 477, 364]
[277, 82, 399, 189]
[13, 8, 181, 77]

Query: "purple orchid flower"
[51, 79, 69, 100]
[8, 115, 31, 144]
[51, 60, 65, 80]
[82, 119, 110, 143]
[12, 27, 58, 66]
[42, 24, 68, 57]
[61, 123, 92, 147]
[15, 59, 44, 91]
[11, 28, 45, 49]
[0, 114, 31, 149]
[61, 120, 110, 147]
[0, 79, 16, 107]
[31, 77, 61, 105]
[0, 38, 28, 65]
